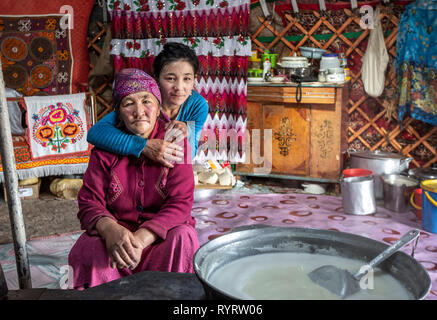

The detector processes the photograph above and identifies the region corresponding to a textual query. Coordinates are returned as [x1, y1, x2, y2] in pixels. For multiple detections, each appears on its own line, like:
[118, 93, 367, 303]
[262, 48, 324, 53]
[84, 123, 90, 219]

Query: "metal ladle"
[308, 229, 420, 299]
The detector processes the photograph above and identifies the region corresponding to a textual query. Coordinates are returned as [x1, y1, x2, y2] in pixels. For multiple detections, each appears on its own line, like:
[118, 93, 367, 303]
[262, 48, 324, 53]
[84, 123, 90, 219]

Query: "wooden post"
[0, 60, 32, 289]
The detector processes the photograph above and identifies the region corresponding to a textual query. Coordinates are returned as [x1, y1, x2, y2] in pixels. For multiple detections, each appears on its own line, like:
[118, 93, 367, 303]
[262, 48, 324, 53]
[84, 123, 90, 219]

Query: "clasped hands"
[96, 217, 157, 270]
[143, 120, 187, 168]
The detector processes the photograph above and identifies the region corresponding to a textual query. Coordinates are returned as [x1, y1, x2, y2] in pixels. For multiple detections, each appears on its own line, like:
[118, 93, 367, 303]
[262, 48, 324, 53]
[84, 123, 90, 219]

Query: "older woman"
[87, 42, 209, 166]
[68, 69, 198, 290]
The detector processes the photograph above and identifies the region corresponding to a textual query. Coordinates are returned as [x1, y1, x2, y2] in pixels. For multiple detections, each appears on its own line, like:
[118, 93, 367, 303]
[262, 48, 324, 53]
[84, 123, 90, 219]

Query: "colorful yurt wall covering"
[107, 0, 251, 163]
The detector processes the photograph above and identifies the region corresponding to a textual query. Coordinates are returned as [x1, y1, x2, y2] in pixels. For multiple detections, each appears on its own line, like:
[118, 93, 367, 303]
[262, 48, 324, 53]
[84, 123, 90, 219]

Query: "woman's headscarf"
[112, 68, 161, 110]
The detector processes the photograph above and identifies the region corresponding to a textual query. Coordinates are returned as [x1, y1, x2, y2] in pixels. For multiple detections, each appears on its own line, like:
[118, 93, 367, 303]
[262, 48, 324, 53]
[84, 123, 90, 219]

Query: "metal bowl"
[299, 47, 327, 59]
[193, 226, 431, 300]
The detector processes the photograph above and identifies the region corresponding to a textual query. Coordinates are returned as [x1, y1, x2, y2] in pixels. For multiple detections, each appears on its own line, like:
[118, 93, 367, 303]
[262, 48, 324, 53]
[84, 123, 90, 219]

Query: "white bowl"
[301, 183, 326, 194]
[326, 73, 345, 82]
[270, 76, 284, 83]
[193, 188, 219, 202]
[248, 77, 264, 83]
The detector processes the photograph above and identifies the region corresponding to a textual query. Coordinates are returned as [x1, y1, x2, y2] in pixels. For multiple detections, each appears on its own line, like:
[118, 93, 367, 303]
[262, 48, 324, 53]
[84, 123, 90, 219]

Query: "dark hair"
[153, 42, 199, 78]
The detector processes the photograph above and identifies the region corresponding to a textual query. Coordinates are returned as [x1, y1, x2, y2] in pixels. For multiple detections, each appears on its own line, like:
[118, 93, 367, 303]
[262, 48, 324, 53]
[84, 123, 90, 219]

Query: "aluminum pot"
[193, 225, 431, 300]
[277, 66, 312, 79]
[340, 175, 376, 215]
[408, 164, 437, 182]
[348, 150, 413, 199]
[277, 55, 309, 68]
[381, 174, 419, 212]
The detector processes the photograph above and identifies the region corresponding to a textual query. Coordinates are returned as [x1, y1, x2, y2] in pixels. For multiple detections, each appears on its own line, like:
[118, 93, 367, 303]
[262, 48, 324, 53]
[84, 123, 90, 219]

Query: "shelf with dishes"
[247, 47, 350, 86]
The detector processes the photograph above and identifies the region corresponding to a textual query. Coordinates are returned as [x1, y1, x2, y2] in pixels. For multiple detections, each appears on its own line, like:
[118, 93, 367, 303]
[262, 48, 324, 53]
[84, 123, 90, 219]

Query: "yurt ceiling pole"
[0, 60, 32, 289]
[259, 0, 270, 17]
[290, 0, 299, 13]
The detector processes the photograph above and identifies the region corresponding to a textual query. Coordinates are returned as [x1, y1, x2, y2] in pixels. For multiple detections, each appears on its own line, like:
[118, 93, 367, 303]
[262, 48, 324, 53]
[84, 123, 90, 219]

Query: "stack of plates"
[248, 77, 264, 83]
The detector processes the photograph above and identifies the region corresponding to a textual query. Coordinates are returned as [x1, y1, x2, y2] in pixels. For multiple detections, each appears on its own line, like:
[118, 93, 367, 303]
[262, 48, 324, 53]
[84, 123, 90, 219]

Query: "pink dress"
[68, 115, 199, 289]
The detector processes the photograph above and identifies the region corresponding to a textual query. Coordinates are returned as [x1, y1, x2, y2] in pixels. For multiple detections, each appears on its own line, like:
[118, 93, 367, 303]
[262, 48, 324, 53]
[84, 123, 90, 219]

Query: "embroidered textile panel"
[395, 0, 437, 126]
[108, 0, 251, 162]
[0, 0, 94, 94]
[0, 135, 89, 183]
[23, 93, 91, 160]
[0, 15, 72, 96]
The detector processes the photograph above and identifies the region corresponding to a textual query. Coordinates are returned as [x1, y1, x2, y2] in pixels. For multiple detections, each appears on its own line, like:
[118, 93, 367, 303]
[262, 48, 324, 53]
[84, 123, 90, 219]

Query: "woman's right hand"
[143, 139, 184, 168]
[96, 217, 143, 270]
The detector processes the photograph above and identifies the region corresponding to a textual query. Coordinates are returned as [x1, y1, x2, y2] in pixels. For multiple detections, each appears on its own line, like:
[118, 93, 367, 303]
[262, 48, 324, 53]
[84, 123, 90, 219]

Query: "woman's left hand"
[128, 228, 158, 270]
[164, 120, 188, 144]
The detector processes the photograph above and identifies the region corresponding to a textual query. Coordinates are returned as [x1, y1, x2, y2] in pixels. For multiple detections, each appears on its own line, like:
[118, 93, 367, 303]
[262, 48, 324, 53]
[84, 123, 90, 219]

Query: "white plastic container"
[320, 53, 340, 70]
[262, 58, 271, 80]
[326, 72, 345, 82]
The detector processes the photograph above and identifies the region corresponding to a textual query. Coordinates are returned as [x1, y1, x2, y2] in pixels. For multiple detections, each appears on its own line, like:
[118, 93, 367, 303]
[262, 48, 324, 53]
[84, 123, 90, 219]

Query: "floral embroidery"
[237, 35, 248, 46]
[212, 36, 224, 49]
[183, 37, 200, 49]
[169, 0, 186, 10]
[108, 173, 123, 204]
[125, 40, 141, 50]
[219, 1, 228, 8]
[31, 102, 85, 153]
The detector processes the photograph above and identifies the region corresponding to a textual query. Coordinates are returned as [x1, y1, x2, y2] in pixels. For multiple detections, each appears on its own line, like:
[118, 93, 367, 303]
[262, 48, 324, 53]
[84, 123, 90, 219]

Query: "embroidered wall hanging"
[107, 0, 251, 163]
[0, 14, 72, 96]
[23, 93, 90, 160]
[395, 0, 437, 126]
[0, 135, 89, 183]
[0, 0, 95, 94]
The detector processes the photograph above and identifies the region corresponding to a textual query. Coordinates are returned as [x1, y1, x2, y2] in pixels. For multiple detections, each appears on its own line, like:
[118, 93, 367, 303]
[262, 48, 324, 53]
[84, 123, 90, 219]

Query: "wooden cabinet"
[236, 83, 349, 182]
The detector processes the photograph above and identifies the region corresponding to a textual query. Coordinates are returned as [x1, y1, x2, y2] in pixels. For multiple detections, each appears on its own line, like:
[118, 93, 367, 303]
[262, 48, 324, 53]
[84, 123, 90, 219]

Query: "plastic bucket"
[421, 180, 437, 233]
[343, 168, 373, 178]
[410, 188, 423, 219]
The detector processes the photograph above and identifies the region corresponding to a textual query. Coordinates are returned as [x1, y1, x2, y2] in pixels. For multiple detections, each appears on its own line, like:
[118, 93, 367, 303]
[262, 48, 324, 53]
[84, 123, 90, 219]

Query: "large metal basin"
[193, 226, 431, 300]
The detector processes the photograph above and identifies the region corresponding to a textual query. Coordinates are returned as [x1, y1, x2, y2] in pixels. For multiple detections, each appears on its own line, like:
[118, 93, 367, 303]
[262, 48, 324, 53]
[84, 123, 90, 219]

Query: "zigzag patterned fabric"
[107, 0, 251, 162]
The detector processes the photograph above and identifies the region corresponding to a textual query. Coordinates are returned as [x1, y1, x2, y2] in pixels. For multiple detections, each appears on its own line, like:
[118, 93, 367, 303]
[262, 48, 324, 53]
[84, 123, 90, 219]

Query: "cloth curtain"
[107, 0, 251, 162]
[395, 0, 437, 126]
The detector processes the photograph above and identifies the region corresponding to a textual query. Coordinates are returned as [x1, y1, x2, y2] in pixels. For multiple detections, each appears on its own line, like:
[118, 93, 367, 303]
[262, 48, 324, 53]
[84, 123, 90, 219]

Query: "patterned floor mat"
[1, 187, 436, 299]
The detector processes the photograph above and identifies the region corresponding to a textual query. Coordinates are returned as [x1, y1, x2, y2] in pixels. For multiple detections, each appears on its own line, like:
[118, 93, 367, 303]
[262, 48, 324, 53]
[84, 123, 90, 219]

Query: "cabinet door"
[263, 104, 310, 176]
[235, 101, 265, 174]
[309, 87, 347, 180]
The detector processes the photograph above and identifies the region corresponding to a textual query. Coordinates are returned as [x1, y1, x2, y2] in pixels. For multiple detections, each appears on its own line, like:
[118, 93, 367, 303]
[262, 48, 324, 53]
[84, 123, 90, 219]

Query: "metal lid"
[409, 167, 437, 180]
[282, 55, 308, 62]
[350, 150, 407, 160]
[381, 174, 419, 187]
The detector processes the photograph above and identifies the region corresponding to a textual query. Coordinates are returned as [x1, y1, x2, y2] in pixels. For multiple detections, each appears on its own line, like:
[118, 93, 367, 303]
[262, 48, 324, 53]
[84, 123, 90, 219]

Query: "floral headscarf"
[112, 68, 162, 109]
